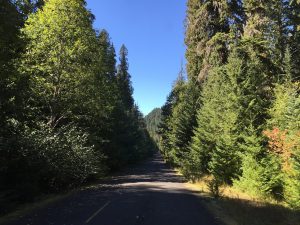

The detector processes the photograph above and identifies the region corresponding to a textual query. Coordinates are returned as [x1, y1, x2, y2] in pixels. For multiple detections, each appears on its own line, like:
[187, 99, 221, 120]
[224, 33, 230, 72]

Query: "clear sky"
[86, 0, 187, 116]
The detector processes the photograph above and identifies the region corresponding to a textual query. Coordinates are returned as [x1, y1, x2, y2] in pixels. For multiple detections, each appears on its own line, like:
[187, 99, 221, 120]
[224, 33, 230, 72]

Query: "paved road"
[6, 154, 221, 225]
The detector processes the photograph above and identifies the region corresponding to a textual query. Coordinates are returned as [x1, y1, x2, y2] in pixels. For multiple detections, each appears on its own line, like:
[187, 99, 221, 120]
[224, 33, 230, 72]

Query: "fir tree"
[266, 80, 300, 207]
[116, 44, 134, 110]
[185, 0, 243, 81]
[145, 108, 162, 144]
[187, 52, 241, 186]
[169, 80, 200, 167]
[97, 30, 116, 80]
[158, 73, 185, 164]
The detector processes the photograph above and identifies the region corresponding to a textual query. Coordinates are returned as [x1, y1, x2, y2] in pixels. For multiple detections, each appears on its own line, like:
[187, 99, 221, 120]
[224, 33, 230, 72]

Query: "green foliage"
[14, 0, 45, 19]
[116, 44, 134, 110]
[266, 81, 300, 207]
[185, 0, 244, 81]
[186, 54, 241, 185]
[160, 0, 300, 208]
[284, 156, 300, 208]
[21, 0, 96, 128]
[169, 81, 200, 167]
[23, 124, 100, 191]
[0, 0, 25, 127]
[0, 0, 155, 202]
[158, 73, 186, 164]
[145, 108, 162, 144]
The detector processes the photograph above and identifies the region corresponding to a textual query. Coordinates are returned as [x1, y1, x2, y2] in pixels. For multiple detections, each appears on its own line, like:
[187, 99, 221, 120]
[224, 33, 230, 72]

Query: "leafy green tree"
[14, 0, 45, 19]
[1, 0, 156, 203]
[21, 0, 97, 128]
[17, 0, 99, 190]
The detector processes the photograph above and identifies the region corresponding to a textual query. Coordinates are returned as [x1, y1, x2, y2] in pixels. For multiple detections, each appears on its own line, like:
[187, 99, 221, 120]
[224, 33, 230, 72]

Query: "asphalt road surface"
[6, 153, 221, 225]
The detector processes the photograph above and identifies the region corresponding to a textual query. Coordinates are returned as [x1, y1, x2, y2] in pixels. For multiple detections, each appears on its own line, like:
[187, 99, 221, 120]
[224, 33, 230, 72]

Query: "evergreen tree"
[104, 45, 154, 169]
[145, 108, 162, 144]
[265, 79, 300, 207]
[158, 73, 185, 163]
[116, 44, 134, 110]
[97, 30, 116, 80]
[185, 0, 243, 81]
[234, 1, 287, 200]
[182, 0, 243, 180]
[169, 80, 200, 167]
[187, 53, 241, 186]
[291, 13, 300, 80]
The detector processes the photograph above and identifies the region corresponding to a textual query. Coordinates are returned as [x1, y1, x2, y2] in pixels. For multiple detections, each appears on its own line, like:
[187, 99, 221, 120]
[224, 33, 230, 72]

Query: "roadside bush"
[23, 124, 100, 191]
[1, 123, 101, 198]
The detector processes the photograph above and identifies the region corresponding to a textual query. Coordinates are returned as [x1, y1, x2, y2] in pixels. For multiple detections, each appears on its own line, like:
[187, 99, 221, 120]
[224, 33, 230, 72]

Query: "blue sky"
[86, 0, 187, 115]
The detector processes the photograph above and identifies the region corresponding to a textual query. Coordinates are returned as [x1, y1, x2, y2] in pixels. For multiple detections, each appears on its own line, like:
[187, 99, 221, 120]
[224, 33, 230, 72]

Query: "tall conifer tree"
[116, 44, 134, 110]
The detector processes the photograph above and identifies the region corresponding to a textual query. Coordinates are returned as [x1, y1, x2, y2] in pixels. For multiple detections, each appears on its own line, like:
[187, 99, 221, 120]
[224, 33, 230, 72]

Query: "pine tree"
[185, 0, 243, 81]
[266, 78, 300, 207]
[97, 30, 116, 80]
[233, 1, 288, 200]
[116, 44, 134, 110]
[187, 52, 241, 186]
[158, 73, 185, 164]
[236, 27, 299, 201]
[168, 80, 200, 167]
[182, 0, 244, 182]
[285, 0, 300, 80]
[145, 108, 162, 144]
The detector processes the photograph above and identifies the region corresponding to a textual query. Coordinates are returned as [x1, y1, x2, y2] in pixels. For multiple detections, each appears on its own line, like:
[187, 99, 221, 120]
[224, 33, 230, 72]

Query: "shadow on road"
[3, 153, 220, 225]
[107, 153, 187, 185]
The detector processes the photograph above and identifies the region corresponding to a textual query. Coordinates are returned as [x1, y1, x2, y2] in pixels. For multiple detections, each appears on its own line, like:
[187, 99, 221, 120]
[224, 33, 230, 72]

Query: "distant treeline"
[159, 0, 300, 208]
[0, 0, 156, 205]
[145, 108, 162, 144]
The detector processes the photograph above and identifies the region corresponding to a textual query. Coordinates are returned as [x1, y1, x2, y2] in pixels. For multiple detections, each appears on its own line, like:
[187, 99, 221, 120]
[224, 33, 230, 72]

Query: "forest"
[1, 0, 300, 221]
[145, 108, 162, 144]
[158, 0, 300, 209]
[0, 0, 156, 210]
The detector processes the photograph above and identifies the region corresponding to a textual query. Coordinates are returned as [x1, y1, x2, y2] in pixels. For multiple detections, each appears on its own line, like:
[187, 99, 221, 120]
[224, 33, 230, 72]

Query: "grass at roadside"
[185, 176, 300, 225]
